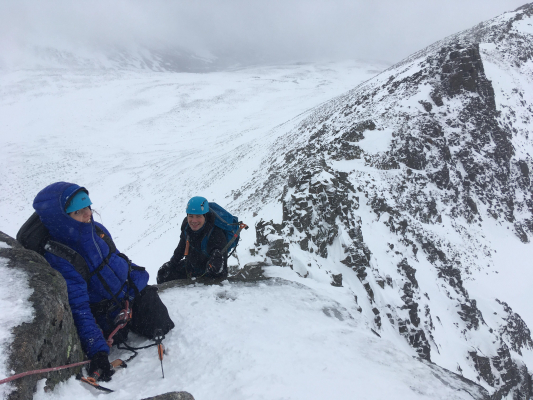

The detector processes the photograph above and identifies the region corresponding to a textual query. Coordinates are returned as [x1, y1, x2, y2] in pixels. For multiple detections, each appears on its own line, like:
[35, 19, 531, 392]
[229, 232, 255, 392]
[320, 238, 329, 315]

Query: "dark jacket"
[169, 212, 228, 278]
[33, 182, 149, 358]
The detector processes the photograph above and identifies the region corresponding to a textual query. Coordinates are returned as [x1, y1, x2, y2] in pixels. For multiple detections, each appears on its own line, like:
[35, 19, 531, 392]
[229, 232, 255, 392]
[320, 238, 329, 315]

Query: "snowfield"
[33, 274, 485, 400]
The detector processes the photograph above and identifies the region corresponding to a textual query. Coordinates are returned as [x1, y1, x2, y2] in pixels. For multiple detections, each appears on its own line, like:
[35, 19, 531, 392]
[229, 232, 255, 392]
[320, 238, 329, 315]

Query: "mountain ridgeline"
[241, 3, 533, 399]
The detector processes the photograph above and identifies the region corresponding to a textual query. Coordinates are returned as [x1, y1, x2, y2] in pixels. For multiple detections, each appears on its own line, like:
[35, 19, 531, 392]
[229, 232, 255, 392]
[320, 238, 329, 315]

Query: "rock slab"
[142, 391, 195, 400]
[0, 231, 84, 400]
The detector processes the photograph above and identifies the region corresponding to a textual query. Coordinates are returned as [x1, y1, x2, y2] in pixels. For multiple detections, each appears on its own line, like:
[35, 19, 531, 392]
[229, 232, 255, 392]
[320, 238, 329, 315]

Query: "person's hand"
[207, 249, 223, 273]
[157, 262, 172, 284]
[88, 351, 114, 382]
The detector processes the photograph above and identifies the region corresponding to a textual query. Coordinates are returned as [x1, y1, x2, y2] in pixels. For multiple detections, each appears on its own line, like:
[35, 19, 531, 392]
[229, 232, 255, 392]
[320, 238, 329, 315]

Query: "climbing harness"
[106, 300, 132, 346]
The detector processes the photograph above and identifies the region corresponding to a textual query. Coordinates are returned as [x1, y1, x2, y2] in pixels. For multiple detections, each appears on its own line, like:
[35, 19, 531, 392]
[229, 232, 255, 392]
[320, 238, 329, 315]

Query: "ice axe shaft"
[154, 329, 165, 378]
[221, 222, 248, 254]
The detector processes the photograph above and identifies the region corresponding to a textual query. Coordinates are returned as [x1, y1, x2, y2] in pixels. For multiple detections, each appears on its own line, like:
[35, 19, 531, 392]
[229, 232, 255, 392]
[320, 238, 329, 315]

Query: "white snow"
[33, 276, 480, 400]
[356, 128, 394, 154]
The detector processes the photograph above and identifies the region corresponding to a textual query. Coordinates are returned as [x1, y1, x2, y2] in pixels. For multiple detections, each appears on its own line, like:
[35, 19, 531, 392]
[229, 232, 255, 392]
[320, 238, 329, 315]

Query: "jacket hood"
[33, 181, 93, 248]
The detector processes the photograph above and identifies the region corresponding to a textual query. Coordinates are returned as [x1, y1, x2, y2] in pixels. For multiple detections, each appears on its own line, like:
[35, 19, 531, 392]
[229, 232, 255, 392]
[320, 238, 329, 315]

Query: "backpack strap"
[200, 228, 214, 257]
[44, 240, 91, 283]
[184, 228, 214, 259]
[95, 225, 117, 253]
[45, 227, 139, 310]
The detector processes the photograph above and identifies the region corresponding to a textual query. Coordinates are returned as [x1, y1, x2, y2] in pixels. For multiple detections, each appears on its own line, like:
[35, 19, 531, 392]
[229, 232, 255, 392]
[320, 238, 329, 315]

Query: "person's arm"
[168, 235, 187, 269]
[94, 221, 149, 295]
[45, 254, 110, 358]
[205, 228, 228, 277]
[157, 231, 187, 284]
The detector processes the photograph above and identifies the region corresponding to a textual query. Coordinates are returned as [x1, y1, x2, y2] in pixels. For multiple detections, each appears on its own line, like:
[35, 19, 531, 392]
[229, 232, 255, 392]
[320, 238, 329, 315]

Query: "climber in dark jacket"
[157, 196, 227, 283]
[32, 182, 174, 381]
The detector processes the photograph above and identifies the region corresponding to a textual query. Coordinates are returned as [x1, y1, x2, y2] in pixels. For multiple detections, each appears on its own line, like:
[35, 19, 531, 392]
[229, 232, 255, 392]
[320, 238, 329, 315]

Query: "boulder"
[142, 392, 195, 400]
[0, 231, 84, 400]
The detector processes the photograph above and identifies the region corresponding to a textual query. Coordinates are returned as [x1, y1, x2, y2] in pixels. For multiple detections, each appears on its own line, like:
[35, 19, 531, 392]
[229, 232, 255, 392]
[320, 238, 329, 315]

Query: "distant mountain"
[0, 43, 236, 72]
[241, 3, 533, 398]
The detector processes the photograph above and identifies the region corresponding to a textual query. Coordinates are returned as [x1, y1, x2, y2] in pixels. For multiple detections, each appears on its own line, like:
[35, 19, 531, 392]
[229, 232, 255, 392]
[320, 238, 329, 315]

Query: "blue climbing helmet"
[186, 196, 209, 215]
[65, 190, 92, 213]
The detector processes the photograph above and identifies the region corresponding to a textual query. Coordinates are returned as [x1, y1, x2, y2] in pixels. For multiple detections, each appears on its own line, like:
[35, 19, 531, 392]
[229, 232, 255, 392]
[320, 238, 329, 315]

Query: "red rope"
[2, 302, 133, 385]
[0, 360, 90, 385]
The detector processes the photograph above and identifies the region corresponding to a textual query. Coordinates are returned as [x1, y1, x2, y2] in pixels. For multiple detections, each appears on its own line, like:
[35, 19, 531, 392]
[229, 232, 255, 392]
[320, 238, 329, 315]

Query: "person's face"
[187, 214, 206, 231]
[69, 206, 92, 223]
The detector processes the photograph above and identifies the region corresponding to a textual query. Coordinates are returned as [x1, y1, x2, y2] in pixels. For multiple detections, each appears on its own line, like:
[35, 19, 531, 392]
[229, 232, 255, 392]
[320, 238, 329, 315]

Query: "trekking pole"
[154, 329, 165, 378]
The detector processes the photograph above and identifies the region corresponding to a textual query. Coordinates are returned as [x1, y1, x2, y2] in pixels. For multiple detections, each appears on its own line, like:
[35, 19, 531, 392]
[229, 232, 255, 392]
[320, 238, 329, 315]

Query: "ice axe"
[154, 329, 165, 378]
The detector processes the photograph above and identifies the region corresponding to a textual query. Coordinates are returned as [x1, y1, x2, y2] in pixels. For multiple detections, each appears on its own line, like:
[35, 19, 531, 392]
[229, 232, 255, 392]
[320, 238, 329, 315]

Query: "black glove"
[88, 351, 114, 382]
[157, 262, 172, 284]
[207, 249, 224, 274]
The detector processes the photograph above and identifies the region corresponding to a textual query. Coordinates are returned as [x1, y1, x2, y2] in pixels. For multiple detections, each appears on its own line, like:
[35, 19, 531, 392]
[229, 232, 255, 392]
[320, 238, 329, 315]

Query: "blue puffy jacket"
[33, 182, 149, 358]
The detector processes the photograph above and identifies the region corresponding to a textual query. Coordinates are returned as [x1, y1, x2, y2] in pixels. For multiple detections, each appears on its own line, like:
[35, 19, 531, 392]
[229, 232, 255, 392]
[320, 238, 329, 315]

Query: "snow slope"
[0, 61, 383, 265]
[233, 3, 533, 398]
[31, 276, 488, 400]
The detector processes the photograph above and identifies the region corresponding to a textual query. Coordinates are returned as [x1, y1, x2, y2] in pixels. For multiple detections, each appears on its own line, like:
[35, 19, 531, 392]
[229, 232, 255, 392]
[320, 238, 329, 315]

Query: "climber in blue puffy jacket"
[32, 182, 174, 381]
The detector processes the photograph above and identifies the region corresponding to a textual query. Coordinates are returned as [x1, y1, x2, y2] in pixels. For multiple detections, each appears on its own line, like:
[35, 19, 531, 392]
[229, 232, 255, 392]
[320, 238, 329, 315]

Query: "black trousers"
[104, 285, 175, 343]
[157, 259, 228, 284]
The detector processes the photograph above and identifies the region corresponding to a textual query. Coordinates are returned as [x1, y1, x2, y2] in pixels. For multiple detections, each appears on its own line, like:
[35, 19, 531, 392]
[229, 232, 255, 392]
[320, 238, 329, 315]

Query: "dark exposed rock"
[230, 262, 270, 282]
[141, 392, 195, 400]
[397, 258, 418, 288]
[440, 46, 492, 97]
[419, 100, 433, 112]
[330, 273, 342, 287]
[495, 299, 533, 355]
[430, 90, 444, 107]
[466, 197, 479, 214]
[0, 231, 84, 400]
[469, 351, 495, 387]
[458, 300, 482, 330]
[519, 160, 529, 178]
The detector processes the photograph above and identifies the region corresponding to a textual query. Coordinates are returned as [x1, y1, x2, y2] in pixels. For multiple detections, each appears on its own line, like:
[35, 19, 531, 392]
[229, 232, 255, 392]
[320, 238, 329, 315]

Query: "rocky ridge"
[238, 3, 533, 398]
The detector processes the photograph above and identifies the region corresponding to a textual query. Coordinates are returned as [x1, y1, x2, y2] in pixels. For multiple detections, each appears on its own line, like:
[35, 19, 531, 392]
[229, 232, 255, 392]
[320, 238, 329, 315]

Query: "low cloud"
[0, 0, 528, 68]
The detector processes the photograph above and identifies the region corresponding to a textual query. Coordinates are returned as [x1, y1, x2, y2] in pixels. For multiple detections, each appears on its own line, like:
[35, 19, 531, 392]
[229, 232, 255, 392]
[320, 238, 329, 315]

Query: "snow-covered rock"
[241, 3, 533, 398]
[0, 232, 84, 400]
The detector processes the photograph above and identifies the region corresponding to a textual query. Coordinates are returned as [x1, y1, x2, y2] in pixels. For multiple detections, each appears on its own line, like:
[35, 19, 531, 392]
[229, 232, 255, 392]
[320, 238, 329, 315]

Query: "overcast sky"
[0, 0, 530, 67]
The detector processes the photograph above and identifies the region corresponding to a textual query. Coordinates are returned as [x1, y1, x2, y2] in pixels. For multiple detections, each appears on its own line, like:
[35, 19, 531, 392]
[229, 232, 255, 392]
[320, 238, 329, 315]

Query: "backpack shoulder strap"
[44, 240, 91, 284]
[200, 227, 214, 257]
[94, 225, 117, 254]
